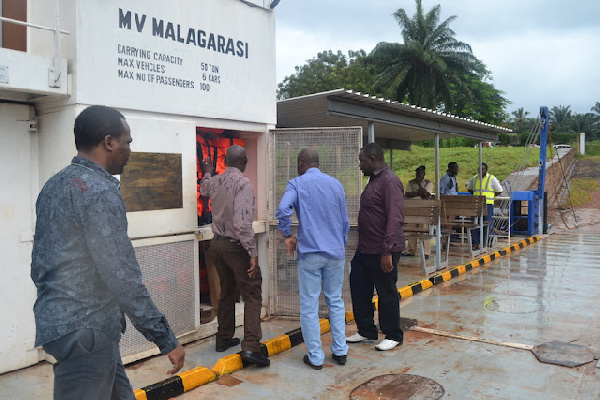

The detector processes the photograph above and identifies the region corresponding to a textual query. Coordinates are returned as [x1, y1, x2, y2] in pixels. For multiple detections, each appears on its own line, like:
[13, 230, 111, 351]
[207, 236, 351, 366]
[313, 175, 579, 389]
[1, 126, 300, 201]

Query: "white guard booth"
[0, 0, 277, 373]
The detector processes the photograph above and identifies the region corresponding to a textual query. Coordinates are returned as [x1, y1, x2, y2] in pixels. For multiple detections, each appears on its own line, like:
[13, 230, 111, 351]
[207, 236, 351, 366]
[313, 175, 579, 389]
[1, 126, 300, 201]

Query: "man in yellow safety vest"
[467, 163, 502, 250]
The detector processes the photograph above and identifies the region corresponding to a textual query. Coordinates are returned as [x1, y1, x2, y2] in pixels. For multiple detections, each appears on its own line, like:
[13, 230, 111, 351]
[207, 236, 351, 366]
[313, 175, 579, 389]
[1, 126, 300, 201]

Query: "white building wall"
[0, 0, 276, 373]
[0, 104, 41, 371]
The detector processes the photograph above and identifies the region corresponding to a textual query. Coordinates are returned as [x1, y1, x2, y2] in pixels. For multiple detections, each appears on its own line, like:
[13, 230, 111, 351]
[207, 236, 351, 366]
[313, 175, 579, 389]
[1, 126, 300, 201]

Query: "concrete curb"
[134, 235, 541, 400]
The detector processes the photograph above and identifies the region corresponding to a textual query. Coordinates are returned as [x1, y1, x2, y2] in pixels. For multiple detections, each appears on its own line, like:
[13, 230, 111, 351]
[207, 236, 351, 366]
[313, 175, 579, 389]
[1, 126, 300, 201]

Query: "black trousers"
[349, 251, 403, 342]
[210, 238, 263, 352]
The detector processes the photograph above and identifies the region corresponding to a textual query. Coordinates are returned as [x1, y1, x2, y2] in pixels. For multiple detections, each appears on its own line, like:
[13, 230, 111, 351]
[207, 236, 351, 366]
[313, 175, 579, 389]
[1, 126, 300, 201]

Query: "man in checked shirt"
[200, 145, 270, 367]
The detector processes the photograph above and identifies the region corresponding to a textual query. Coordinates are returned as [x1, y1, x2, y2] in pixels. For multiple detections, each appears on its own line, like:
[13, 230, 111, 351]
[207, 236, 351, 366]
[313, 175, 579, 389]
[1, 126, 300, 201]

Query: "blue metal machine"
[509, 107, 548, 236]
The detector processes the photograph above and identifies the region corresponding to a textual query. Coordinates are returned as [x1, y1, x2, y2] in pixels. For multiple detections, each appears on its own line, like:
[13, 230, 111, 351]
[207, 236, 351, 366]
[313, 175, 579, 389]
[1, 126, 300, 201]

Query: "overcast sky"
[274, 0, 600, 117]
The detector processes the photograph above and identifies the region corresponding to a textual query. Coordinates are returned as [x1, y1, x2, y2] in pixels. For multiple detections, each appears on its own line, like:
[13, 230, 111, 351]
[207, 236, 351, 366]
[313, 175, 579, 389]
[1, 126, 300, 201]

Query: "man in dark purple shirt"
[347, 142, 405, 351]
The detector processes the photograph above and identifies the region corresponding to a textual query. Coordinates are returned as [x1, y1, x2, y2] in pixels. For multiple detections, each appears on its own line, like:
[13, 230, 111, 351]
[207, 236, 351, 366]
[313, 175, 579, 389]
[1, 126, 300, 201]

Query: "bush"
[585, 141, 600, 156]
[550, 132, 575, 146]
[419, 137, 479, 148]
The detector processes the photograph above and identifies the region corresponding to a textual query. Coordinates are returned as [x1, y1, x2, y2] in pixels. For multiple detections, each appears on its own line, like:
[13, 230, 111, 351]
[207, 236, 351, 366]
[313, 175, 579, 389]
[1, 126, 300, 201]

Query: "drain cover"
[350, 374, 444, 400]
[532, 341, 595, 367]
[484, 296, 541, 314]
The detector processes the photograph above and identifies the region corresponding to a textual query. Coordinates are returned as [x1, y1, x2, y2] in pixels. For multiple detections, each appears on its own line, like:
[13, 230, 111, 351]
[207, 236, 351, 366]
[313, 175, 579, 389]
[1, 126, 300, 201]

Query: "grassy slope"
[384, 146, 543, 190]
[567, 154, 600, 207]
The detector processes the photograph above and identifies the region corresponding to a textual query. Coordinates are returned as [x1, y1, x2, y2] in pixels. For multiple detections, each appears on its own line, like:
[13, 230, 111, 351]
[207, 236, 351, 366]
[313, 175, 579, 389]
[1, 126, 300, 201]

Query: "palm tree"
[571, 113, 599, 141]
[371, 0, 477, 110]
[511, 108, 530, 133]
[549, 105, 573, 133]
[591, 102, 600, 140]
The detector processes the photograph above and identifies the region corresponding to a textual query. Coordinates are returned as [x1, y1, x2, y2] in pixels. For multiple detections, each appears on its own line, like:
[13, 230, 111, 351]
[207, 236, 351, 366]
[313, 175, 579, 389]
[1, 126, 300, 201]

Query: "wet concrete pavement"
[1, 232, 599, 399]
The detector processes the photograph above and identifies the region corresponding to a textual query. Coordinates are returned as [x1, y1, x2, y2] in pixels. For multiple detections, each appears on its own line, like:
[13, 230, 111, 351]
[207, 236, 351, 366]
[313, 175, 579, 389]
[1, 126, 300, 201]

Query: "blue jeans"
[298, 253, 348, 366]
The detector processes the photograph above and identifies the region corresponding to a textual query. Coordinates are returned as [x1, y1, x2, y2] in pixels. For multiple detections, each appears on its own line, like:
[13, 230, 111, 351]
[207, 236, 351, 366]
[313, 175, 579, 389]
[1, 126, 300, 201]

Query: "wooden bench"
[403, 199, 449, 275]
[440, 194, 489, 257]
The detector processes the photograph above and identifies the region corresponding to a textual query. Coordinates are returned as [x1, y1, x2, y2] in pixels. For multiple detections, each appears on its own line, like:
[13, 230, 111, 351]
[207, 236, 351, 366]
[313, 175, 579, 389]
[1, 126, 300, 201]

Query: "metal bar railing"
[0, 0, 69, 88]
[0, 16, 69, 35]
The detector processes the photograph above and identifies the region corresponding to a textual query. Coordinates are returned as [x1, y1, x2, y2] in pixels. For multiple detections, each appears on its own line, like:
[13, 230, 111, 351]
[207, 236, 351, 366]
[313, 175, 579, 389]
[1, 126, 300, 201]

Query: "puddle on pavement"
[216, 374, 243, 387]
[484, 296, 541, 313]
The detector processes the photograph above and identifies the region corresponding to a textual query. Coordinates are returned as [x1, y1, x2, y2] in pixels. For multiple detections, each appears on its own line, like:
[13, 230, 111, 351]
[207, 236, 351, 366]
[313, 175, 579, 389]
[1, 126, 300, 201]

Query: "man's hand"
[201, 157, 213, 176]
[381, 254, 393, 273]
[247, 256, 259, 278]
[284, 236, 297, 257]
[166, 343, 185, 375]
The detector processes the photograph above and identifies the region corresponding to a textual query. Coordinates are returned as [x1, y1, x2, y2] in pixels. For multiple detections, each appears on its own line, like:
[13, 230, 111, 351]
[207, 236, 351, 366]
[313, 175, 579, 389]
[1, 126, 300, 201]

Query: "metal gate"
[268, 127, 362, 317]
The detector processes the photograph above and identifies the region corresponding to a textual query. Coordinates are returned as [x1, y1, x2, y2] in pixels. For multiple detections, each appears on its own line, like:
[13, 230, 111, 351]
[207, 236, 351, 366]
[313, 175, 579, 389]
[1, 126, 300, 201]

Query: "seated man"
[403, 165, 433, 258]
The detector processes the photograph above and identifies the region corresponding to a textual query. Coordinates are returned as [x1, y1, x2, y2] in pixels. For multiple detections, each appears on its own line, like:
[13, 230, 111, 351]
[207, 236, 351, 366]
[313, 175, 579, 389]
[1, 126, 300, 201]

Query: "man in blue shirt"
[276, 148, 350, 370]
[439, 162, 459, 195]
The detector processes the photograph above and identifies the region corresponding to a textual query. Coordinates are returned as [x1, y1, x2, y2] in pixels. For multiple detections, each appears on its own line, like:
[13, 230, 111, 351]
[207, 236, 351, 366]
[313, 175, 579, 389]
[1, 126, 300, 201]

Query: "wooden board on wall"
[120, 152, 183, 212]
[2, 0, 27, 51]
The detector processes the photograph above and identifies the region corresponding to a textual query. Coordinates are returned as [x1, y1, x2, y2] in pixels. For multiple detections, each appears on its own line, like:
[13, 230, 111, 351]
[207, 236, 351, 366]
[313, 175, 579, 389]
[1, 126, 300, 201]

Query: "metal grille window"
[120, 240, 196, 361]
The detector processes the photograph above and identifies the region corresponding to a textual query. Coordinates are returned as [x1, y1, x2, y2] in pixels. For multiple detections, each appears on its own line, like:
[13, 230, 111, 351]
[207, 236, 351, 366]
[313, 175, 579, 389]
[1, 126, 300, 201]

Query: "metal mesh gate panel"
[269, 227, 358, 317]
[120, 240, 196, 359]
[268, 127, 362, 317]
[269, 127, 362, 223]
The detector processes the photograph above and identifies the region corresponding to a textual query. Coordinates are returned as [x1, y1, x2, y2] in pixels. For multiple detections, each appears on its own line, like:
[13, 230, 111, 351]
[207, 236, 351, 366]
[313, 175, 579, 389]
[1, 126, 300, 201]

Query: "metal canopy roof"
[277, 89, 512, 147]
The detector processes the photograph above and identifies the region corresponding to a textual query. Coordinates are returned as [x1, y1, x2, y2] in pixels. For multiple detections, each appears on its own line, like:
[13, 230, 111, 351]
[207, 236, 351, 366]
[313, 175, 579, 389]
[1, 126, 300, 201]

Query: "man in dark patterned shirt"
[200, 145, 270, 367]
[347, 142, 405, 351]
[31, 105, 185, 399]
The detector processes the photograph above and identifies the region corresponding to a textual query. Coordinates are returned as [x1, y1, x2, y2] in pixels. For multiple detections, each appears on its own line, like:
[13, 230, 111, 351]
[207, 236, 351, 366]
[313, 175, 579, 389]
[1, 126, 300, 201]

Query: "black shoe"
[241, 350, 270, 367]
[424, 254, 430, 259]
[401, 252, 415, 257]
[303, 355, 322, 370]
[215, 338, 240, 352]
[332, 354, 346, 365]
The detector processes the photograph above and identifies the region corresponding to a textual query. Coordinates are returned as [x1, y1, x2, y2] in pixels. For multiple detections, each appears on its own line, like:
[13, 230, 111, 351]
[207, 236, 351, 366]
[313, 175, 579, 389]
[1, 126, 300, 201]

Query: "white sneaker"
[375, 339, 401, 351]
[346, 333, 374, 343]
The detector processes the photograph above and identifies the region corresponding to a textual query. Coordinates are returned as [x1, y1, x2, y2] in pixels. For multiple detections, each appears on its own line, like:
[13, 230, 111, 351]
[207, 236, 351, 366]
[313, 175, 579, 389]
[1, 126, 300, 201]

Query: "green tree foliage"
[371, 1, 474, 108]
[571, 113, 597, 136]
[511, 107, 530, 133]
[549, 105, 573, 133]
[370, 0, 507, 123]
[590, 102, 600, 140]
[276, 1, 508, 127]
[447, 60, 509, 125]
[276, 50, 377, 100]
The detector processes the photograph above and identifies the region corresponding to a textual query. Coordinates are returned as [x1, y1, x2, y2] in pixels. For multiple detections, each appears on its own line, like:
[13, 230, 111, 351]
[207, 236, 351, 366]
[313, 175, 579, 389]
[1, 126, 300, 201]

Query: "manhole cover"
[532, 341, 595, 367]
[484, 296, 541, 314]
[350, 374, 444, 400]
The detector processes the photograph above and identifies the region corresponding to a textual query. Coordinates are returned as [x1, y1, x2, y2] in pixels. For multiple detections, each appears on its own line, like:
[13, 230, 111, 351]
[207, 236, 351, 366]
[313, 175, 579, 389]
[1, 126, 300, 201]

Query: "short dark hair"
[448, 162, 458, 169]
[361, 142, 384, 161]
[74, 105, 125, 151]
[481, 162, 488, 169]
[298, 148, 319, 165]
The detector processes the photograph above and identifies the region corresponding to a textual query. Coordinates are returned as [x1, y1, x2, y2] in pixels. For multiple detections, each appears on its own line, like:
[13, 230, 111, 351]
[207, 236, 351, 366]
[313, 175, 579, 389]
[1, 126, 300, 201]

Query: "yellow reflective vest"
[471, 173, 497, 204]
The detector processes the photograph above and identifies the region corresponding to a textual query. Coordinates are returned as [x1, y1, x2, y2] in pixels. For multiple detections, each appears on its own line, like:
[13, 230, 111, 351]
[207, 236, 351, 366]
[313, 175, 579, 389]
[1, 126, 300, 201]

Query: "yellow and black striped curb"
[134, 235, 541, 399]
[369, 236, 541, 308]
[134, 319, 332, 400]
[426, 236, 540, 287]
